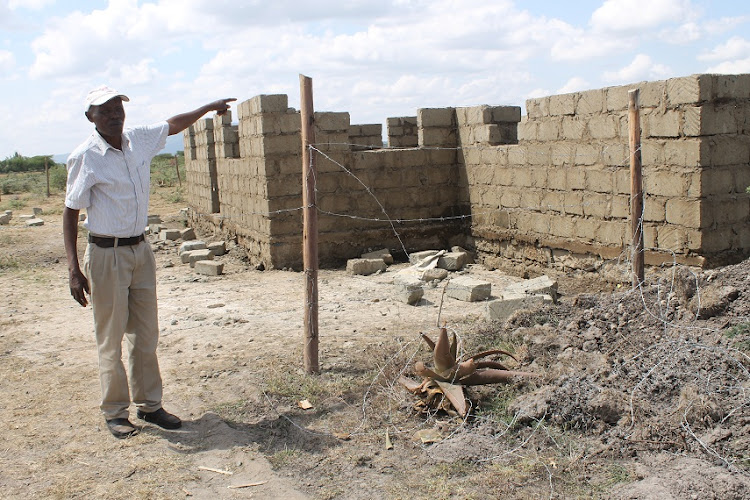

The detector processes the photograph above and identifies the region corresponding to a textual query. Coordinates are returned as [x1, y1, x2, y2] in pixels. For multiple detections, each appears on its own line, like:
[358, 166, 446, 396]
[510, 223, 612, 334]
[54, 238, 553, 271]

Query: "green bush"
[49, 164, 68, 191]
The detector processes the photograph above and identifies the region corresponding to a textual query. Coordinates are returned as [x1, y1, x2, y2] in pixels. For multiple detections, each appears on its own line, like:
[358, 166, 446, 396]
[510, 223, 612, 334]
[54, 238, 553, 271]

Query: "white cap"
[84, 85, 129, 111]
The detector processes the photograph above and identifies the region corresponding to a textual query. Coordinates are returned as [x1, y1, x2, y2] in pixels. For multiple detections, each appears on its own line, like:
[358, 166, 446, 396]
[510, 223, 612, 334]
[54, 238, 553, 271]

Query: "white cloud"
[705, 58, 750, 74]
[0, 49, 15, 73]
[590, 0, 694, 32]
[8, 0, 54, 9]
[603, 54, 672, 83]
[557, 77, 589, 94]
[699, 36, 750, 61]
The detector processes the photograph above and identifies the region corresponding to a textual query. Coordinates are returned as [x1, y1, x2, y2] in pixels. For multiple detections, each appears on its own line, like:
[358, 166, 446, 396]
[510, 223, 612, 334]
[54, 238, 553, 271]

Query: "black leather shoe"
[106, 418, 138, 439]
[136, 408, 182, 429]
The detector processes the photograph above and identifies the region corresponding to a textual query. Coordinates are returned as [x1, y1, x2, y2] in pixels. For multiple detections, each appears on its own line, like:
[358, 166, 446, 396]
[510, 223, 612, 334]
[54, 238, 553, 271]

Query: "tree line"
[0, 153, 58, 174]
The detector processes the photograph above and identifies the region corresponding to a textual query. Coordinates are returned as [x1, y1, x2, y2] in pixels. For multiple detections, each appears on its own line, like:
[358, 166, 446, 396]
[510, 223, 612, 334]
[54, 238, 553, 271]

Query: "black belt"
[89, 234, 145, 248]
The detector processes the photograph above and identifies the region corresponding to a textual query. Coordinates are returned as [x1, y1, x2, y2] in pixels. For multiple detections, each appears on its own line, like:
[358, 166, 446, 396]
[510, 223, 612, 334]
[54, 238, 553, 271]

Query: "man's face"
[86, 97, 125, 138]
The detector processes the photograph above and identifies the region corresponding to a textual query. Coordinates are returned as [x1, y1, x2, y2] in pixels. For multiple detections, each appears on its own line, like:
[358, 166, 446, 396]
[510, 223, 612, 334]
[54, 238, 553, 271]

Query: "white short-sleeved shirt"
[65, 122, 169, 238]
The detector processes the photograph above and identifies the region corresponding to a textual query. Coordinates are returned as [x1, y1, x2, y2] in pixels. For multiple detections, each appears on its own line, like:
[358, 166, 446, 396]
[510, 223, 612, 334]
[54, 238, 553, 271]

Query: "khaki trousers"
[83, 240, 163, 420]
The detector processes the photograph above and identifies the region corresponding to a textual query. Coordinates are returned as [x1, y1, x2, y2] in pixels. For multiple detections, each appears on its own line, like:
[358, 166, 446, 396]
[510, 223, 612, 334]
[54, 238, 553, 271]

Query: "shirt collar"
[90, 130, 129, 155]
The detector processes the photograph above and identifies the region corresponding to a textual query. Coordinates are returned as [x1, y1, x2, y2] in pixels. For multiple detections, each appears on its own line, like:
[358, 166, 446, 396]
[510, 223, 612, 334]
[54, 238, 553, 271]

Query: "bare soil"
[1, 190, 749, 499]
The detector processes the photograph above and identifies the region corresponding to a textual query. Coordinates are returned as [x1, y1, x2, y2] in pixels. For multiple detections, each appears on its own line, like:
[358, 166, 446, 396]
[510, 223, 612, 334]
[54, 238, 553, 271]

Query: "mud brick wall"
[184, 117, 219, 214]
[184, 73, 750, 270]
[469, 74, 750, 269]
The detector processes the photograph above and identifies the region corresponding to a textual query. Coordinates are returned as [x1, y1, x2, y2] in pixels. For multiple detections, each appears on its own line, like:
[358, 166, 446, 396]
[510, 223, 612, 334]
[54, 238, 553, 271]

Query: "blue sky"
[1, 0, 749, 159]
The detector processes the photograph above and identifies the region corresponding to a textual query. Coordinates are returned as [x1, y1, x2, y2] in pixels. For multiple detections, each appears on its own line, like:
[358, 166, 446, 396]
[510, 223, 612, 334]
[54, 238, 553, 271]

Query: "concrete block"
[0, 214, 10, 225]
[346, 258, 387, 276]
[188, 249, 214, 268]
[26, 218, 44, 226]
[361, 248, 394, 264]
[149, 224, 165, 234]
[180, 228, 196, 241]
[315, 111, 350, 131]
[32, 207, 43, 216]
[445, 276, 491, 302]
[504, 275, 558, 301]
[548, 93, 577, 116]
[195, 261, 224, 276]
[395, 284, 424, 305]
[160, 229, 181, 241]
[437, 251, 472, 271]
[179, 240, 207, 255]
[487, 292, 553, 322]
[147, 214, 163, 224]
[419, 107, 455, 127]
[208, 241, 227, 256]
[18, 215, 34, 221]
[4, 210, 11, 216]
[249, 94, 289, 114]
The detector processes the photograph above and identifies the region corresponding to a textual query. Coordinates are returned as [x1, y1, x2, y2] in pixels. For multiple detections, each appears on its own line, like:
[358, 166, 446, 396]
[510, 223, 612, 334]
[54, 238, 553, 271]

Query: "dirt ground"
[1, 189, 749, 499]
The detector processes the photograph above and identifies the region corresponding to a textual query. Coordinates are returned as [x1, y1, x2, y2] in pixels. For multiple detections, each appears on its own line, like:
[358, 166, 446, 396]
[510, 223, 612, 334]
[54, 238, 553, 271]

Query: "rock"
[346, 258, 387, 276]
[689, 284, 739, 319]
[147, 214, 162, 224]
[0, 214, 10, 225]
[396, 284, 423, 305]
[362, 248, 394, 265]
[180, 228, 196, 241]
[32, 207, 43, 216]
[421, 268, 449, 282]
[445, 276, 491, 302]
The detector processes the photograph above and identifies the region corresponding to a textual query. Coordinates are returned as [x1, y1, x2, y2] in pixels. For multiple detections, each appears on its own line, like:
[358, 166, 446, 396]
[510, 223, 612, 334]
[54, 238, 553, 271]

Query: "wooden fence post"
[300, 74, 319, 374]
[629, 89, 644, 287]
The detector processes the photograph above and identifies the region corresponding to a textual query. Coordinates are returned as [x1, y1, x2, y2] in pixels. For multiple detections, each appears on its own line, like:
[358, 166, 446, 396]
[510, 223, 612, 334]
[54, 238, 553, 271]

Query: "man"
[63, 85, 235, 439]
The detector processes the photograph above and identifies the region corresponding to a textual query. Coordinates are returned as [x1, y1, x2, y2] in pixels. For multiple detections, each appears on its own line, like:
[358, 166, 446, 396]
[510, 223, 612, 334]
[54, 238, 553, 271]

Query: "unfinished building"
[183, 73, 750, 270]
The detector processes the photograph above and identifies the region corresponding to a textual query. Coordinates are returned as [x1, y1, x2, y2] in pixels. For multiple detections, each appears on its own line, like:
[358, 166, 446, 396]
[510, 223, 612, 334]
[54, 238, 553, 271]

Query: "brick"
[665, 199, 705, 228]
[588, 115, 618, 139]
[666, 75, 711, 106]
[487, 292, 552, 322]
[537, 120, 560, 141]
[712, 74, 750, 99]
[208, 241, 227, 256]
[491, 106, 522, 123]
[562, 117, 585, 140]
[179, 240, 207, 255]
[548, 93, 577, 116]
[419, 107, 455, 127]
[346, 258, 387, 275]
[314, 112, 349, 131]
[249, 94, 289, 114]
[645, 109, 680, 138]
[194, 261, 224, 276]
[362, 248, 394, 264]
[576, 89, 604, 115]
[437, 251, 472, 271]
[160, 229, 181, 241]
[504, 275, 558, 300]
[446, 276, 491, 302]
[187, 249, 214, 267]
